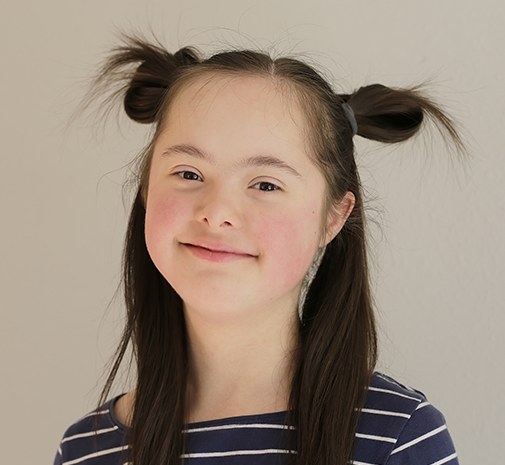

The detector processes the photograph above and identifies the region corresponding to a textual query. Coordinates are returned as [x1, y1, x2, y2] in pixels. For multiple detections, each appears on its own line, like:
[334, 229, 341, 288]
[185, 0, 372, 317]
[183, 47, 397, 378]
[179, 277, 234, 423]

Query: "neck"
[183, 301, 300, 423]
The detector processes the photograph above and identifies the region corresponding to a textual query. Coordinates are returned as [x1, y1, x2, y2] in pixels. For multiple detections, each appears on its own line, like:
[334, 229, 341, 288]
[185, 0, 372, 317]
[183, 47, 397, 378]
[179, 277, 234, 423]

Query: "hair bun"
[124, 45, 200, 124]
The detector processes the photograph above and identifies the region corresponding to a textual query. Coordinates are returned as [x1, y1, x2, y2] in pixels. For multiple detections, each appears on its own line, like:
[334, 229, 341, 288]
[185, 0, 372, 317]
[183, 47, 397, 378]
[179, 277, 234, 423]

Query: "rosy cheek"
[144, 194, 186, 260]
[255, 206, 320, 289]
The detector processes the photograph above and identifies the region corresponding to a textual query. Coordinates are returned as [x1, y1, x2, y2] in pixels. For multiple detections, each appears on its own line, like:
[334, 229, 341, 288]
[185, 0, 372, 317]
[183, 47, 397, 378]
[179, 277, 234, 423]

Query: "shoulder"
[353, 372, 459, 465]
[52, 395, 129, 465]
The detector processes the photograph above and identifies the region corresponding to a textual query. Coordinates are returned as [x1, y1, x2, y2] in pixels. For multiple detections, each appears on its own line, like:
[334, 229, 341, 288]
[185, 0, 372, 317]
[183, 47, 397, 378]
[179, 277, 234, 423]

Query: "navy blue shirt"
[53, 372, 458, 465]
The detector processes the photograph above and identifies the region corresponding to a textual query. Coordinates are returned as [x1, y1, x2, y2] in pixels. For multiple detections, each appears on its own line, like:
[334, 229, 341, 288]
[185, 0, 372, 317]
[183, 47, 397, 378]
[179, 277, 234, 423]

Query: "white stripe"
[183, 422, 295, 433]
[350, 461, 377, 465]
[374, 373, 395, 384]
[368, 386, 421, 401]
[62, 445, 130, 465]
[80, 408, 109, 419]
[429, 452, 458, 465]
[58, 446, 62, 456]
[415, 401, 430, 410]
[180, 448, 297, 458]
[391, 425, 448, 454]
[374, 373, 417, 392]
[355, 432, 397, 444]
[360, 408, 411, 419]
[62, 426, 119, 443]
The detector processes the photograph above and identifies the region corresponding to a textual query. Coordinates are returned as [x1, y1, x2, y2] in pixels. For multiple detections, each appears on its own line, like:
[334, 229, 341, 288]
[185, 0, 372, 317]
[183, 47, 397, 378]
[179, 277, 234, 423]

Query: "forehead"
[160, 73, 310, 152]
[170, 72, 300, 116]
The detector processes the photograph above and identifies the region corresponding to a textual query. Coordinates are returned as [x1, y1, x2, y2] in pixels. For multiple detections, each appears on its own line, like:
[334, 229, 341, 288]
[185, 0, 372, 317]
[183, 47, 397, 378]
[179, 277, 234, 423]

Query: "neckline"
[108, 393, 290, 431]
[183, 409, 290, 428]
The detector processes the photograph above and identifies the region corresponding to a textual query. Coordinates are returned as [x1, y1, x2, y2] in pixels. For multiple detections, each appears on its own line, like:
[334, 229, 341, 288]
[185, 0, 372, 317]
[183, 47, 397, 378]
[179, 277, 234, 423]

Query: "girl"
[53, 35, 463, 465]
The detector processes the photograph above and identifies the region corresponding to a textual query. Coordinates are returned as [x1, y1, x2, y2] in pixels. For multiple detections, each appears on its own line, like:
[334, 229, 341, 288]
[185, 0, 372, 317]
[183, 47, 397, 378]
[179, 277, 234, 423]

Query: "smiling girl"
[53, 36, 463, 465]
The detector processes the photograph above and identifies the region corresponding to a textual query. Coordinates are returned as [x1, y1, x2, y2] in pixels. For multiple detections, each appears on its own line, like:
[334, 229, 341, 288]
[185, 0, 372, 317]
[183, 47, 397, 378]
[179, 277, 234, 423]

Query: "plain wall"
[2, 1, 503, 463]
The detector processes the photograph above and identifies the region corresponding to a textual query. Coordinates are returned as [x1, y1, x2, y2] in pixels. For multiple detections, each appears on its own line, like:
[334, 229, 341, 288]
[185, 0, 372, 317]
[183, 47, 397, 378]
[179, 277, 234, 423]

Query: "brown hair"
[87, 34, 464, 465]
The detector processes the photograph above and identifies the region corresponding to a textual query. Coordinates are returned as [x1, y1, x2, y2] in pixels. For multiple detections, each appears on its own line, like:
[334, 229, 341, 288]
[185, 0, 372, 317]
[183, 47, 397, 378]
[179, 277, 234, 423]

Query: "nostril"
[197, 192, 242, 228]
[202, 217, 234, 228]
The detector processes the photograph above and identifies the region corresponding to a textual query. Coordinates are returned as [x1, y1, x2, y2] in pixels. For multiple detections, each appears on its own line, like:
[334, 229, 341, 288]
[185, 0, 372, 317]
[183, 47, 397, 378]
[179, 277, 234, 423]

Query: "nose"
[195, 184, 242, 229]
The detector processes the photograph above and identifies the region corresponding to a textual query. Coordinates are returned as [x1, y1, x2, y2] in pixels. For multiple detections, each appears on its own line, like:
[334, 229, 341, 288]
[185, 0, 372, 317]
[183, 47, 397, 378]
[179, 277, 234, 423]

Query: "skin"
[114, 74, 355, 425]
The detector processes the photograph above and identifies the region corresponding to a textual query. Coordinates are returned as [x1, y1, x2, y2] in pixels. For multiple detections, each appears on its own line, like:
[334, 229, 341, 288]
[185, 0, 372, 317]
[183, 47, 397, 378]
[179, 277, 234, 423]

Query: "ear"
[320, 191, 355, 247]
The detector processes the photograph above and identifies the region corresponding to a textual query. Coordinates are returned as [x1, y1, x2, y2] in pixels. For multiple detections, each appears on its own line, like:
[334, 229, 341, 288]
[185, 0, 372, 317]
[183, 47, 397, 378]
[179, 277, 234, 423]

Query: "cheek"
[255, 205, 322, 288]
[144, 194, 186, 263]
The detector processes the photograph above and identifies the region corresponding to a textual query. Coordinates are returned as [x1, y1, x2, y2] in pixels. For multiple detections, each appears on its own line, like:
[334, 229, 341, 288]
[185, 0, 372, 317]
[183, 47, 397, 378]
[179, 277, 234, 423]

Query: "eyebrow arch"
[161, 143, 302, 178]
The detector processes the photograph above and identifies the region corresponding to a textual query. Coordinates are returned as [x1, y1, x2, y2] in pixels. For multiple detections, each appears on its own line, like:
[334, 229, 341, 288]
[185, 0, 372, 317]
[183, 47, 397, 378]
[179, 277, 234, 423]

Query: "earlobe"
[321, 191, 355, 247]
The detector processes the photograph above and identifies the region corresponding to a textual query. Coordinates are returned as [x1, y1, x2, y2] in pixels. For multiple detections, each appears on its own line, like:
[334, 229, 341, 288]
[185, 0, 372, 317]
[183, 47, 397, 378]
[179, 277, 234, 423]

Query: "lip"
[182, 243, 255, 263]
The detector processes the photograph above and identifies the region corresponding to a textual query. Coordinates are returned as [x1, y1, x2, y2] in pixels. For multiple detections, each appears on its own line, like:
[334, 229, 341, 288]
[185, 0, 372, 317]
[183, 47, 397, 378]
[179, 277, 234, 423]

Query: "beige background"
[2, 1, 503, 463]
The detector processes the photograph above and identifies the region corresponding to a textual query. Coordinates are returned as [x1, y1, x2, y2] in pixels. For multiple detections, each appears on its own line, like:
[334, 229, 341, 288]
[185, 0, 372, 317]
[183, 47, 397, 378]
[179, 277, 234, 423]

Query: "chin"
[182, 299, 253, 324]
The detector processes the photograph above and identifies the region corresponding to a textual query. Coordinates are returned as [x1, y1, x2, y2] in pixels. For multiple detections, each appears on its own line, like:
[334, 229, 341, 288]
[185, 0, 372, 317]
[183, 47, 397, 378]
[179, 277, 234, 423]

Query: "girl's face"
[145, 74, 344, 322]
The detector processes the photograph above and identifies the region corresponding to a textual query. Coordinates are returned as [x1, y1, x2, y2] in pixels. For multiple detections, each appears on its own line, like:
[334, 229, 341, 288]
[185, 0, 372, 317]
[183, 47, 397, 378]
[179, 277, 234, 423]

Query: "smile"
[182, 243, 255, 263]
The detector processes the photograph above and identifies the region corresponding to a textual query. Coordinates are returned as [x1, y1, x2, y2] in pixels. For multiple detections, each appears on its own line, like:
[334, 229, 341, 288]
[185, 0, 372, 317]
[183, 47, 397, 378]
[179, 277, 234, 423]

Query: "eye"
[174, 170, 202, 182]
[252, 181, 282, 192]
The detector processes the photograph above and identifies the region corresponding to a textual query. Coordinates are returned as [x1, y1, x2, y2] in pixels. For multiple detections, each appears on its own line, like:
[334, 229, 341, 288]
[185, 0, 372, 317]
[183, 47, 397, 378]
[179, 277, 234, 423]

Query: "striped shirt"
[53, 372, 458, 465]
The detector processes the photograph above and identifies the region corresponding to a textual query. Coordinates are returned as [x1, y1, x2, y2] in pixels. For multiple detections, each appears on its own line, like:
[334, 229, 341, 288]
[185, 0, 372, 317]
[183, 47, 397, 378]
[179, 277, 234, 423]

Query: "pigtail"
[123, 41, 200, 123]
[82, 34, 200, 125]
[341, 84, 464, 151]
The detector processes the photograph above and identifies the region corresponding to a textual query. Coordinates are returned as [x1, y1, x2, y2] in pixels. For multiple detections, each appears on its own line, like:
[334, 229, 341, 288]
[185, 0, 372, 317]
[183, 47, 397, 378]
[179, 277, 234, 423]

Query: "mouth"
[181, 243, 255, 262]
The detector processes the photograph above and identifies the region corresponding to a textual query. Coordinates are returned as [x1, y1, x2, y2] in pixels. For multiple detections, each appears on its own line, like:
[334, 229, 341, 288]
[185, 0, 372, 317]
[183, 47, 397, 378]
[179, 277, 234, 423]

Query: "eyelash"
[174, 170, 282, 192]
[175, 171, 201, 182]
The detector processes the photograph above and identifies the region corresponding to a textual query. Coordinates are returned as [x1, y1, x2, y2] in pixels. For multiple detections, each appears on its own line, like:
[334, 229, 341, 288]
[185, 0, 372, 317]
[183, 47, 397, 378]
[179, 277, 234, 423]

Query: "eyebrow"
[161, 144, 302, 178]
